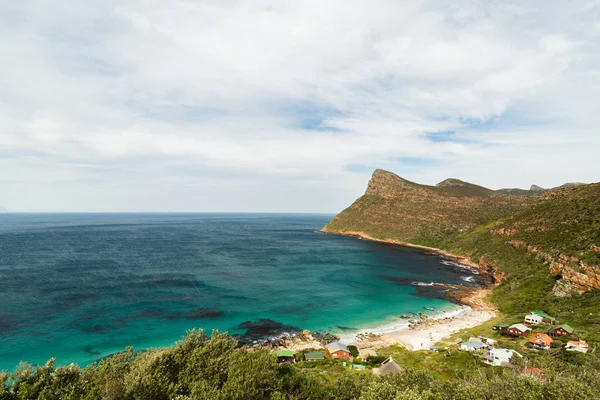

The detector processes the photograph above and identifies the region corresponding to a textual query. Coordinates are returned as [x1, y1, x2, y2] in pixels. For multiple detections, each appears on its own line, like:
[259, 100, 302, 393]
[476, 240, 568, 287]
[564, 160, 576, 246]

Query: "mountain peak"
[436, 178, 469, 188]
[530, 184, 545, 192]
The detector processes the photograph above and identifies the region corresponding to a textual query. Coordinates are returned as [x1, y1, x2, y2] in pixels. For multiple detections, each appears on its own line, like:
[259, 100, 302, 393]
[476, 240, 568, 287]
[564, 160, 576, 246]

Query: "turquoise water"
[0, 214, 477, 371]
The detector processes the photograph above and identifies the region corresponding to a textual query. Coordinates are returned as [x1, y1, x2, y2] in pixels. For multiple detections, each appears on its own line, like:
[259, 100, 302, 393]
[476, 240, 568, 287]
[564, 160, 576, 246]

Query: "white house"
[524, 313, 544, 325]
[477, 336, 497, 346]
[483, 348, 522, 367]
[565, 341, 589, 354]
[459, 341, 486, 352]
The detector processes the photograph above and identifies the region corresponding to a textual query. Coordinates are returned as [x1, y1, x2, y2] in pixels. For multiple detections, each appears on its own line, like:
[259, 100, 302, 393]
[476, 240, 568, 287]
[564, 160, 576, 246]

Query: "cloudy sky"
[1, 0, 599, 212]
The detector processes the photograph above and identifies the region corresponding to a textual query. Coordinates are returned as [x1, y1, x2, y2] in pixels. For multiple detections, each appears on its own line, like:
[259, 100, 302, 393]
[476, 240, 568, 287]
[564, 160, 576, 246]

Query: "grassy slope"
[325, 176, 600, 377]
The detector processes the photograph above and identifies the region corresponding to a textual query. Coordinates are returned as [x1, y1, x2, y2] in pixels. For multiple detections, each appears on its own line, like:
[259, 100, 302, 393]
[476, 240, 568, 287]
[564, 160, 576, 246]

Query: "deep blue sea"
[0, 213, 478, 371]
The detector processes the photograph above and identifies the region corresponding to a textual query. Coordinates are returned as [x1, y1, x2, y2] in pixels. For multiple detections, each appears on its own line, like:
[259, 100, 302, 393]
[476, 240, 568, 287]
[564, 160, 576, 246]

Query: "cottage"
[378, 356, 403, 374]
[520, 368, 542, 378]
[325, 342, 351, 359]
[531, 311, 557, 325]
[565, 341, 588, 354]
[524, 313, 544, 325]
[549, 324, 575, 337]
[349, 364, 366, 370]
[484, 348, 522, 366]
[304, 351, 325, 361]
[528, 333, 554, 350]
[477, 336, 497, 346]
[275, 349, 295, 363]
[459, 341, 486, 352]
[493, 323, 509, 331]
[506, 324, 532, 337]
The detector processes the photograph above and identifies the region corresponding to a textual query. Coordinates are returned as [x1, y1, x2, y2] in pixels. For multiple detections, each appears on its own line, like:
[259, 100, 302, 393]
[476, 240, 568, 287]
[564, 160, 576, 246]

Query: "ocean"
[0, 213, 478, 371]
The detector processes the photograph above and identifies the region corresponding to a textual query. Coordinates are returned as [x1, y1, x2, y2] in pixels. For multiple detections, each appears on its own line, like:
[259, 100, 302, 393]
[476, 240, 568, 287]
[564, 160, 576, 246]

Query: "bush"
[347, 345, 359, 358]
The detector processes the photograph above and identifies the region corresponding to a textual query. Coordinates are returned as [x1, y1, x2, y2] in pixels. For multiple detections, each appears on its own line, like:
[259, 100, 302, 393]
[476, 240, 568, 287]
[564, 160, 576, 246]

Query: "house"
[325, 342, 351, 359]
[349, 364, 366, 370]
[493, 323, 509, 332]
[304, 351, 325, 361]
[484, 348, 522, 366]
[275, 349, 295, 363]
[520, 368, 542, 378]
[477, 336, 497, 346]
[565, 341, 588, 354]
[506, 324, 532, 337]
[531, 311, 557, 325]
[459, 341, 486, 352]
[528, 333, 554, 350]
[549, 324, 575, 337]
[378, 356, 403, 374]
[524, 313, 545, 325]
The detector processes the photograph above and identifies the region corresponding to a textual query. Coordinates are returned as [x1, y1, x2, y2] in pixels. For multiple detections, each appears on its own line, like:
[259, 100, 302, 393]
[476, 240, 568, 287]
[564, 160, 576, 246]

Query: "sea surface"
[0, 213, 479, 371]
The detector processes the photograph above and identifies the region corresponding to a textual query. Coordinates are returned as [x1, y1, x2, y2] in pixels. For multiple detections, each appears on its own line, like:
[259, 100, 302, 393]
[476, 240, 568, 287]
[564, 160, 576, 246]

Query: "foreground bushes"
[2, 330, 600, 399]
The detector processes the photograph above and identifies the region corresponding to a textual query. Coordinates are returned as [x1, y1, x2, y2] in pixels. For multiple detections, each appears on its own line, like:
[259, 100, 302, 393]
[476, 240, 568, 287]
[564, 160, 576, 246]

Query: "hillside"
[323, 169, 539, 247]
[323, 169, 600, 335]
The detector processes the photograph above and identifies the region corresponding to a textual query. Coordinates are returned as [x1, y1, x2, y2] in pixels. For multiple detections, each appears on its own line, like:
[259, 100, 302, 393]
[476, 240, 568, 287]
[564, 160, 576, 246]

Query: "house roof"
[529, 333, 554, 346]
[326, 342, 349, 353]
[304, 351, 325, 359]
[275, 349, 294, 358]
[567, 341, 588, 348]
[461, 341, 485, 349]
[489, 348, 521, 358]
[525, 314, 544, 320]
[553, 324, 574, 333]
[532, 311, 556, 321]
[379, 357, 402, 373]
[510, 324, 531, 332]
[521, 368, 542, 376]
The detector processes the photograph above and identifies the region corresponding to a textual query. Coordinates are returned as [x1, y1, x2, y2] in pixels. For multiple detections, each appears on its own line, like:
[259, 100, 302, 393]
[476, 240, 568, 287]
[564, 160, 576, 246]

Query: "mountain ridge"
[324, 169, 600, 331]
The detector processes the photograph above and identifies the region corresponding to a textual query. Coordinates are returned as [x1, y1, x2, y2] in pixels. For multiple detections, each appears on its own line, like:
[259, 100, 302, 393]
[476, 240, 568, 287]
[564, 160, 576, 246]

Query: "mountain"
[323, 169, 539, 247]
[324, 169, 600, 331]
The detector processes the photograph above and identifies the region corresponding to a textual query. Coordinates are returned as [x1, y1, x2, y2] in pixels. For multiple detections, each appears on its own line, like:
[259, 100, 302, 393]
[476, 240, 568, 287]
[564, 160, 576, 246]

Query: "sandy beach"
[341, 306, 495, 351]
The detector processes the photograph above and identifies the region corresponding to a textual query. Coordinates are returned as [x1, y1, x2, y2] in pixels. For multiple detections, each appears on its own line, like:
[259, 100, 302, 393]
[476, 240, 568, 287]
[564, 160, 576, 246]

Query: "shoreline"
[319, 228, 497, 351]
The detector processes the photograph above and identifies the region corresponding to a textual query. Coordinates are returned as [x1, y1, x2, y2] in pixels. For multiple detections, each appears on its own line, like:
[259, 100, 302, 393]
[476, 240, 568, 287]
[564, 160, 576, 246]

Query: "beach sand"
[343, 288, 496, 351]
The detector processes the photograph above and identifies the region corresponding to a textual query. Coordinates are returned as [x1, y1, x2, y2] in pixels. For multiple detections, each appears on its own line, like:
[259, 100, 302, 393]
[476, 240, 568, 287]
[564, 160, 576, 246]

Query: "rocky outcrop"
[507, 240, 600, 296]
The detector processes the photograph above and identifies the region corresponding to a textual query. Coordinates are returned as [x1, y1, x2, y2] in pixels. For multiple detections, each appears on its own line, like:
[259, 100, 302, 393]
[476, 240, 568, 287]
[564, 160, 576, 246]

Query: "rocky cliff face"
[325, 169, 600, 298]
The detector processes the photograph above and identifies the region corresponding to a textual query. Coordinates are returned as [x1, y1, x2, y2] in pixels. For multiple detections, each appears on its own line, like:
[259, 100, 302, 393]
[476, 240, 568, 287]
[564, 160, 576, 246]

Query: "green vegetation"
[3, 329, 600, 399]
[325, 171, 600, 337]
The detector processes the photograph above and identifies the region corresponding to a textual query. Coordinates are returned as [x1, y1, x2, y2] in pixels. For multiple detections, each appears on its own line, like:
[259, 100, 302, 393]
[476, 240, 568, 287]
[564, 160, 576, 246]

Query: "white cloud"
[0, 0, 599, 212]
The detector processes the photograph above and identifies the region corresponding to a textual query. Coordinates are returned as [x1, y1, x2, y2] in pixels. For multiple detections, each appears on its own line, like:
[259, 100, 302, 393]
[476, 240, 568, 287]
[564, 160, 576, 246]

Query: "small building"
[378, 356, 403, 374]
[528, 333, 554, 350]
[349, 364, 366, 370]
[477, 336, 497, 346]
[565, 341, 588, 354]
[524, 313, 544, 325]
[549, 324, 575, 337]
[304, 351, 325, 361]
[275, 349, 295, 363]
[531, 311, 557, 325]
[459, 341, 486, 352]
[493, 323, 509, 332]
[506, 324, 532, 337]
[484, 348, 522, 367]
[325, 342, 351, 359]
[520, 368, 542, 378]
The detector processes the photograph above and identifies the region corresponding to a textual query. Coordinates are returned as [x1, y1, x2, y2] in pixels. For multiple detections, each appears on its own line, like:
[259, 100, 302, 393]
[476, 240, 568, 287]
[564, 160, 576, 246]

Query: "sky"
[1, 0, 600, 212]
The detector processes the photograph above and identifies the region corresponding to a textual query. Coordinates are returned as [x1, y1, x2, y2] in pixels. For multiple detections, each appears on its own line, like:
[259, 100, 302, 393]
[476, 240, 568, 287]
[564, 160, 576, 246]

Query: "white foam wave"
[460, 276, 476, 283]
[441, 259, 479, 274]
[337, 305, 472, 343]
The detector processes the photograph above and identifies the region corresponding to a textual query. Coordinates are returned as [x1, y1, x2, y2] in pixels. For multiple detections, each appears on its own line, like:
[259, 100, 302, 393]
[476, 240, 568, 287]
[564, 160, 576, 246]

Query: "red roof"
[567, 340, 588, 347]
[528, 333, 554, 346]
[521, 368, 542, 376]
